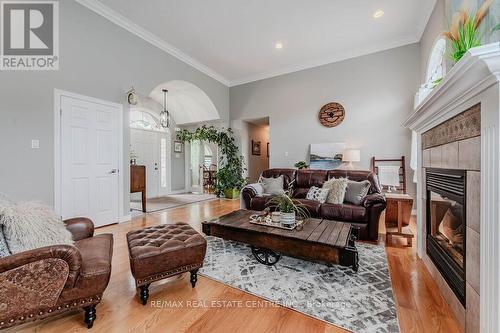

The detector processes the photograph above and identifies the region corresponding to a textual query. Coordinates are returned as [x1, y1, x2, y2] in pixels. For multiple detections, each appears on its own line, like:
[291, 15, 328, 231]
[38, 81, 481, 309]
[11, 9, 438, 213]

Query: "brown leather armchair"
[0, 218, 113, 330]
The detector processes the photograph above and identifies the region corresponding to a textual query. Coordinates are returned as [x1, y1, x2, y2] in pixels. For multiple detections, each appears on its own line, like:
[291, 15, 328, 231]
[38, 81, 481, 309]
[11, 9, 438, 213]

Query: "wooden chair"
[370, 156, 406, 194]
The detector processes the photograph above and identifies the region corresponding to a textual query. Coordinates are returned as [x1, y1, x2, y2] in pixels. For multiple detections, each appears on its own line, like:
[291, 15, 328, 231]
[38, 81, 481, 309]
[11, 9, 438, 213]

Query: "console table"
[130, 165, 146, 212]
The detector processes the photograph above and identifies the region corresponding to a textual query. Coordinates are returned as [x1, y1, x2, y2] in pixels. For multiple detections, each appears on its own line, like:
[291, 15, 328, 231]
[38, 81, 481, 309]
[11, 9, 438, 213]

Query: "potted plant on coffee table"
[267, 190, 309, 225]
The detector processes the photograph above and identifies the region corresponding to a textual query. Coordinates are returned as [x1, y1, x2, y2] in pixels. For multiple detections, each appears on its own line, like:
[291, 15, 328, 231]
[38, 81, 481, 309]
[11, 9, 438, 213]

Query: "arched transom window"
[129, 109, 166, 132]
[426, 37, 446, 87]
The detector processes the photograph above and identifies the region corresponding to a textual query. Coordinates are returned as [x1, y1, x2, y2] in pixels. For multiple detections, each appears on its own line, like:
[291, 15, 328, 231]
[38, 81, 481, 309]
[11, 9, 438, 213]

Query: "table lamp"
[343, 149, 360, 169]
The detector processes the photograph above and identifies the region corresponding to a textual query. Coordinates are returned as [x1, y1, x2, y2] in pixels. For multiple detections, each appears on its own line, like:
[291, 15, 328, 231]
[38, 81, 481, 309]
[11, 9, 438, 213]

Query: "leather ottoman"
[126, 223, 207, 305]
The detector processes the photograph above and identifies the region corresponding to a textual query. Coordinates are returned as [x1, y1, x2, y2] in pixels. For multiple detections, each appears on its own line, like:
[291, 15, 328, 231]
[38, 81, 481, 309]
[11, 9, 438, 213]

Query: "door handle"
[108, 169, 118, 174]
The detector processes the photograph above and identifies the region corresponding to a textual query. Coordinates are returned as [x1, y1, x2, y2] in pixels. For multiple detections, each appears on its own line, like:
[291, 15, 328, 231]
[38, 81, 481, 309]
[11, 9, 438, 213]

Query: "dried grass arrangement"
[443, 0, 493, 63]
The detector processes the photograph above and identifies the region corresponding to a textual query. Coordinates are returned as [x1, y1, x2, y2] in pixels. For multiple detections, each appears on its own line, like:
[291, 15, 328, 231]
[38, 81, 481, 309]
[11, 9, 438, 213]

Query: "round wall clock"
[318, 102, 345, 127]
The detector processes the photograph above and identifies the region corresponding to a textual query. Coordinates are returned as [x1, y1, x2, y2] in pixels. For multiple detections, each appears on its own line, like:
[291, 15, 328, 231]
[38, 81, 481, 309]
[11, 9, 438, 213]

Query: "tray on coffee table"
[248, 213, 304, 231]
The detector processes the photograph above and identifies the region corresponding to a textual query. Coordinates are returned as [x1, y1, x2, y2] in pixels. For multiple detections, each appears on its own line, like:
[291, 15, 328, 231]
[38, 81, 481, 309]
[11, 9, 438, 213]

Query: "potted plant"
[294, 161, 309, 169]
[267, 189, 309, 225]
[215, 163, 247, 200]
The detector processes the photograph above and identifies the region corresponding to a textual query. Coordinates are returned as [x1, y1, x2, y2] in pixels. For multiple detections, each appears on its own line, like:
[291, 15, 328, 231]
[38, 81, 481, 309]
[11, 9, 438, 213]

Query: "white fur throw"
[322, 178, 348, 204]
[0, 201, 73, 254]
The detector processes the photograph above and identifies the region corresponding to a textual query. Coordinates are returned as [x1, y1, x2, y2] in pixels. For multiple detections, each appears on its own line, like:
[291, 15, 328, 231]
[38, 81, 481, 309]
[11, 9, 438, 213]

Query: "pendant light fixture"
[160, 89, 170, 128]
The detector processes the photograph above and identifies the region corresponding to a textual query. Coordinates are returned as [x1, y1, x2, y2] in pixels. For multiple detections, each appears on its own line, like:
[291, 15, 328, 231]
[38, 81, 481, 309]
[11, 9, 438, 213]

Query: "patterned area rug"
[200, 237, 399, 333]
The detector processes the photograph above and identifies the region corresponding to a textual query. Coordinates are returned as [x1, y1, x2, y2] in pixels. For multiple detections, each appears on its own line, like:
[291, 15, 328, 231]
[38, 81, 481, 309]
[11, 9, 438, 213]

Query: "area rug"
[199, 236, 399, 333]
[130, 193, 216, 213]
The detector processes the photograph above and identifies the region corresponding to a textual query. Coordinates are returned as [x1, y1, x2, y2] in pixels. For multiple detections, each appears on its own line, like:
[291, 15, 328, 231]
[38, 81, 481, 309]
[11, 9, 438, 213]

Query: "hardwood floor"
[10, 199, 462, 333]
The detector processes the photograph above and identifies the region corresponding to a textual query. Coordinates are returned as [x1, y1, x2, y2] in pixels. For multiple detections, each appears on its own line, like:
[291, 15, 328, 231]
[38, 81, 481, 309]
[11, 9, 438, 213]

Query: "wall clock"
[318, 102, 345, 127]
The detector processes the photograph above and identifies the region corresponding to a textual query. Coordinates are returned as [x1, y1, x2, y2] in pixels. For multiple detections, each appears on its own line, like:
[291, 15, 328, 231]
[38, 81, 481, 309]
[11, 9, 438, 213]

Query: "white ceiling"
[81, 0, 436, 86]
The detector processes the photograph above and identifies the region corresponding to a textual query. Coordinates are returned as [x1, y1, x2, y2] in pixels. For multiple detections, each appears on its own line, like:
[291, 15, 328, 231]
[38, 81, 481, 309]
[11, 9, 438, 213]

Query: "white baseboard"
[119, 214, 131, 223]
[168, 188, 189, 194]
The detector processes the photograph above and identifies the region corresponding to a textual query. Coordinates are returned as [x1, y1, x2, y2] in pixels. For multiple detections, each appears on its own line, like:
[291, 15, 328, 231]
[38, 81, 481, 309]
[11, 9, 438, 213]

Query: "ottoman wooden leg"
[139, 284, 150, 305]
[190, 269, 199, 288]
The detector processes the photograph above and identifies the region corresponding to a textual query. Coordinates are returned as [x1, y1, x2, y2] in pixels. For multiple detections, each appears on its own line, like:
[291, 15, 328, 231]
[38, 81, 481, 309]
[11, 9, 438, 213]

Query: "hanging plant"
[177, 125, 247, 197]
[443, 0, 493, 64]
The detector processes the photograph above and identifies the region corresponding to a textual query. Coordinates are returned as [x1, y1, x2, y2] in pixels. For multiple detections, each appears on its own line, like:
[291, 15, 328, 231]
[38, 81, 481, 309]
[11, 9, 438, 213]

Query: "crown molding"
[75, 0, 231, 86]
[229, 35, 419, 87]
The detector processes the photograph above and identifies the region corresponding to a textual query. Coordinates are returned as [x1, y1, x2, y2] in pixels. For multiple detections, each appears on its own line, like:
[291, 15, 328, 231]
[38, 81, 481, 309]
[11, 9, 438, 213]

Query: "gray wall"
[0, 1, 229, 215]
[230, 44, 420, 199]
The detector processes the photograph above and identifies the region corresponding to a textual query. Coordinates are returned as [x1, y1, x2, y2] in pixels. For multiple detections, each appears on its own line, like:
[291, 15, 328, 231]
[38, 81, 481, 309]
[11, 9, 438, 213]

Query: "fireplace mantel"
[404, 43, 500, 333]
[405, 43, 500, 132]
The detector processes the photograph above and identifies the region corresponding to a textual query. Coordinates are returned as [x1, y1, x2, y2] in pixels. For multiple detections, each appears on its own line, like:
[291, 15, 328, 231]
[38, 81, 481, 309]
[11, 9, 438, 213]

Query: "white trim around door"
[54, 89, 127, 225]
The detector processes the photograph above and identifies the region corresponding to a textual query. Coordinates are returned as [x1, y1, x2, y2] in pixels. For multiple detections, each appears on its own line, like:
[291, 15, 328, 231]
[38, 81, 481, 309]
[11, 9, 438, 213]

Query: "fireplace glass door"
[428, 191, 464, 267]
[426, 168, 466, 305]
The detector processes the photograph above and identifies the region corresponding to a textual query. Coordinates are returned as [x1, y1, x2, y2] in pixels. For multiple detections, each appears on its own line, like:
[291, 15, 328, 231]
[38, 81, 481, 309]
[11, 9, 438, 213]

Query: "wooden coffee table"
[202, 210, 359, 271]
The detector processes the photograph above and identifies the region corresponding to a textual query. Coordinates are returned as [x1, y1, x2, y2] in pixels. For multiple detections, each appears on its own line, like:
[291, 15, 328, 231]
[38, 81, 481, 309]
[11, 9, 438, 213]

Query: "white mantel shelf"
[404, 43, 500, 333]
[405, 43, 500, 132]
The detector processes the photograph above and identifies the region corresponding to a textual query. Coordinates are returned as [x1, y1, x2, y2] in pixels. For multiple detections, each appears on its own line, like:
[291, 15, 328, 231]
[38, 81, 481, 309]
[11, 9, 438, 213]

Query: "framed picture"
[252, 140, 261, 156]
[267, 142, 269, 157]
[174, 141, 183, 153]
[309, 142, 346, 170]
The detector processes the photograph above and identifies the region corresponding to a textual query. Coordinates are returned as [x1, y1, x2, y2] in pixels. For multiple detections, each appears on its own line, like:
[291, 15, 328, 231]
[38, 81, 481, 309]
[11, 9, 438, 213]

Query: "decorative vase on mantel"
[280, 212, 296, 226]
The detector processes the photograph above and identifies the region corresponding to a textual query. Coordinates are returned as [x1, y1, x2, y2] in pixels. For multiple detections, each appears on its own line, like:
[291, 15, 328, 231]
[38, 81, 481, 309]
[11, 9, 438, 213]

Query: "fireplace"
[426, 168, 466, 305]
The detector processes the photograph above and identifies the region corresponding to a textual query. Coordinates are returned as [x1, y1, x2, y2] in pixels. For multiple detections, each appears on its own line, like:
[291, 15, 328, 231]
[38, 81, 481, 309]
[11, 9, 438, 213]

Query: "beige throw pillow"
[322, 178, 348, 204]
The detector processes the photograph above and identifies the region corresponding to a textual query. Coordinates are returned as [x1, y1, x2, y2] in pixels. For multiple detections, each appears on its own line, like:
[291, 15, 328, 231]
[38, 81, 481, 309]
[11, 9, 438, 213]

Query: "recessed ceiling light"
[275, 42, 283, 49]
[373, 10, 384, 18]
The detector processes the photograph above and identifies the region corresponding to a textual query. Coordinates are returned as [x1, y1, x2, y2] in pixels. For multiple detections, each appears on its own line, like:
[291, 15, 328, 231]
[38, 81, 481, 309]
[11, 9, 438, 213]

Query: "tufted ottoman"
[126, 223, 207, 305]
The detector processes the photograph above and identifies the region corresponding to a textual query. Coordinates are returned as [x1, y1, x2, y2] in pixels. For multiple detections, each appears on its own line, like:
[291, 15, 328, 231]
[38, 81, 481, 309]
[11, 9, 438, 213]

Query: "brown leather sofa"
[242, 169, 386, 241]
[0, 218, 113, 330]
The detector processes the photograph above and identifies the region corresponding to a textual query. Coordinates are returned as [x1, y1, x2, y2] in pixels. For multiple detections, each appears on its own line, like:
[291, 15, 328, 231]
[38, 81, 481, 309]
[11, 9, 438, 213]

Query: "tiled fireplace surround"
[421, 104, 480, 332]
[405, 43, 500, 333]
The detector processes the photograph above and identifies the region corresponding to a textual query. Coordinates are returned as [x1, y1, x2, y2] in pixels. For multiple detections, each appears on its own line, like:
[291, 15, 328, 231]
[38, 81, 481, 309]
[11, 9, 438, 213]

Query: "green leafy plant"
[177, 125, 247, 197]
[431, 77, 443, 89]
[266, 187, 309, 218]
[443, 0, 492, 63]
[493, 22, 500, 33]
[294, 161, 309, 169]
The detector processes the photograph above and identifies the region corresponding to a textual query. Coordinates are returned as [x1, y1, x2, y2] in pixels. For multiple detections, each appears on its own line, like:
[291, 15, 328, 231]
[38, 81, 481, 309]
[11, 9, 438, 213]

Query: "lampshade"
[343, 149, 360, 162]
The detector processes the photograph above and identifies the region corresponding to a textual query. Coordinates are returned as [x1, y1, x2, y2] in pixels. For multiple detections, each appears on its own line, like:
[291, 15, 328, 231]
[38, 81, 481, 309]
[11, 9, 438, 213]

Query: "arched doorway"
[149, 80, 221, 194]
[129, 80, 221, 213]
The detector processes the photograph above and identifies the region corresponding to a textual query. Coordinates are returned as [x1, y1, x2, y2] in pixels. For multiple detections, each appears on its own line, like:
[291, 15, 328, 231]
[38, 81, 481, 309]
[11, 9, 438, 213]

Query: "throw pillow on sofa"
[322, 178, 348, 204]
[305, 186, 330, 203]
[259, 175, 284, 195]
[344, 180, 371, 205]
[0, 201, 74, 254]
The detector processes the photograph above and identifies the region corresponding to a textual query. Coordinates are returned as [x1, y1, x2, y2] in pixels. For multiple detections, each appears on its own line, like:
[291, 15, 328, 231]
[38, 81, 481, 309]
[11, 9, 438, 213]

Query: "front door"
[130, 129, 161, 198]
[60, 95, 120, 227]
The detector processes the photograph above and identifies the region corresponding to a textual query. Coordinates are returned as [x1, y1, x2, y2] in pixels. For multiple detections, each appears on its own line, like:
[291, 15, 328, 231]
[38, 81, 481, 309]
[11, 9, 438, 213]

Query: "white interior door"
[60, 95, 120, 227]
[130, 129, 160, 198]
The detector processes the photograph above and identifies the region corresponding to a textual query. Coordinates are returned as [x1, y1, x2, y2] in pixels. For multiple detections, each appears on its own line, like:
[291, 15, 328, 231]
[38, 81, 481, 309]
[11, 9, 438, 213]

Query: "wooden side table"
[384, 193, 414, 246]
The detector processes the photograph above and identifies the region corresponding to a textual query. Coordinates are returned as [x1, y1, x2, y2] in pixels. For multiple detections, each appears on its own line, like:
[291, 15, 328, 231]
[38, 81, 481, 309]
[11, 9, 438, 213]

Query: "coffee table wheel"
[251, 246, 281, 266]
